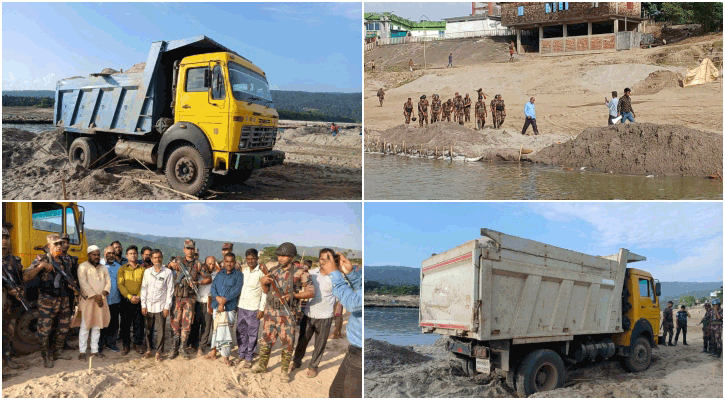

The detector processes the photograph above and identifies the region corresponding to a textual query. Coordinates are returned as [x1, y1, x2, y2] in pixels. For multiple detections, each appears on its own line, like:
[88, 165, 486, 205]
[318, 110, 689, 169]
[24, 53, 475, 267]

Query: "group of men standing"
[660, 300, 722, 358]
[3, 229, 362, 396]
[395, 89, 507, 131]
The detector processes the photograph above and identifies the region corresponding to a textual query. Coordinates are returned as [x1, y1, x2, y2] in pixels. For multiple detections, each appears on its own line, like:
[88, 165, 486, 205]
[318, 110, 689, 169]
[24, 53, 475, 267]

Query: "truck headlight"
[238, 139, 248, 150]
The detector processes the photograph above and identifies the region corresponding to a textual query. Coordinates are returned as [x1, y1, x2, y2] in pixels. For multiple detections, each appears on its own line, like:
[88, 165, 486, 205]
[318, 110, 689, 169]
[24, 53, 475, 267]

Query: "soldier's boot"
[53, 337, 72, 361]
[40, 343, 54, 368]
[702, 341, 709, 352]
[181, 342, 191, 360]
[168, 335, 180, 359]
[279, 350, 292, 383]
[3, 354, 25, 370]
[252, 344, 271, 373]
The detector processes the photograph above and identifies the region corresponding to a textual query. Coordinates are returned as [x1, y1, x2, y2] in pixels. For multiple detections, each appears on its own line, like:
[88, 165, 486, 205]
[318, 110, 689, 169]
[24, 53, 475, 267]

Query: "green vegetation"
[645, 2, 724, 33]
[365, 281, 419, 295]
[679, 295, 696, 306]
[2, 95, 53, 108]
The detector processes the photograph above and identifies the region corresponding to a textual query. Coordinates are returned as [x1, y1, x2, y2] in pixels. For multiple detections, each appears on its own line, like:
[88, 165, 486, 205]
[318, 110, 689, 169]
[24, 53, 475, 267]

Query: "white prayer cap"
[87, 245, 100, 254]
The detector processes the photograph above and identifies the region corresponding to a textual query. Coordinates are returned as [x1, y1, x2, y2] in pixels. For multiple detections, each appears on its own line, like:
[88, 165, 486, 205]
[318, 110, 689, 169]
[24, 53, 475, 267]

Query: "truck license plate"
[476, 358, 491, 374]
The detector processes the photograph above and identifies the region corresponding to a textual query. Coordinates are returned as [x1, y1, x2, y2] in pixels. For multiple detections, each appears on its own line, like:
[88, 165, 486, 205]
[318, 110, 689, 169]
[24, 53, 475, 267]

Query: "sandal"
[306, 368, 318, 378]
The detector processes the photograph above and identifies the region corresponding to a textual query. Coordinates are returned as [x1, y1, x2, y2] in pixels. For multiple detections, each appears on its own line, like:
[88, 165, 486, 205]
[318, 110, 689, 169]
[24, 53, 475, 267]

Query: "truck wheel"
[12, 312, 40, 355]
[68, 137, 100, 169]
[454, 354, 476, 376]
[515, 349, 565, 397]
[622, 336, 651, 372]
[164, 145, 212, 196]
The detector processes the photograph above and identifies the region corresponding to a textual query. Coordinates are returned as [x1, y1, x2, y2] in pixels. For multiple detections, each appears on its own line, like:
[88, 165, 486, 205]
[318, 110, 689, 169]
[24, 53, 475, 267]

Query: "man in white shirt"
[190, 256, 216, 356]
[290, 248, 337, 378]
[236, 249, 267, 368]
[605, 91, 621, 125]
[140, 250, 174, 362]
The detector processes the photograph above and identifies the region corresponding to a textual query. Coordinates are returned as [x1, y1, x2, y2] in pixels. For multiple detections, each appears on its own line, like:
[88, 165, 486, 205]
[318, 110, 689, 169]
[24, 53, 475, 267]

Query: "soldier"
[660, 301, 674, 346]
[377, 88, 385, 107]
[442, 99, 453, 122]
[23, 234, 77, 368]
[167, 239, 201, 359]
[463, 94, 472, 124]
[2, 226, 27, 371]
[452, 92, 460, 122]
[475, 99, 488, 130]
[59, 234, 79, 351]
[491, 94, 507, 129]
[430, 94, 441, 123]
[417, 95, 429, 127]
[710, 299, 722, 357]
[253, 242, 314, 383]
[674, 305, 690, 346]
[700, 302, 712, 353]
[403, 98, 414, 125]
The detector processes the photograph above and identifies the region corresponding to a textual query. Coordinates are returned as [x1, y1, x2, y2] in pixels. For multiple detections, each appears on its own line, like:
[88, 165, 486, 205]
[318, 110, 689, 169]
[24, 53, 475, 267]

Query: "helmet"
[1, 227, 8, 236]
[421, 95, 426, 99]
[712, 298, 721, 305]
[275, 242, 298, 257]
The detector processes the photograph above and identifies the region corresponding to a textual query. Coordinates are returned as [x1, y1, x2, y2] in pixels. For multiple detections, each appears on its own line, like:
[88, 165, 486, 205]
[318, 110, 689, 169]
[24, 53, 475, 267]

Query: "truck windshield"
[228, 62, 274, 107]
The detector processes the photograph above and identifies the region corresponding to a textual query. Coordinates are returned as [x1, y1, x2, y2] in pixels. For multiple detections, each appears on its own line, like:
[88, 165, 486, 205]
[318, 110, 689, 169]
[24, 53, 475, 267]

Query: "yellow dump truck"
[420, 228, 662, 396]
[56, 36, 284, 196]
[2, 202, 87, 354]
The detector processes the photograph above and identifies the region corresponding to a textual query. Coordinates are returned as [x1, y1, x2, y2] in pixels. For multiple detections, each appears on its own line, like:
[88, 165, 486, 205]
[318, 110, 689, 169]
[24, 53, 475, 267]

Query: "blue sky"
[78, 202, 362, 250]
[365, 2, 471, 21]
[2, 2, 361, 92]
[365, 202, 724, 282]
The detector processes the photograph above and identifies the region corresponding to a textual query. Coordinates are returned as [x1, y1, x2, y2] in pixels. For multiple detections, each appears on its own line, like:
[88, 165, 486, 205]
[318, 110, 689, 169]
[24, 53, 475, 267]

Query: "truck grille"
[239, 125, 276, 150]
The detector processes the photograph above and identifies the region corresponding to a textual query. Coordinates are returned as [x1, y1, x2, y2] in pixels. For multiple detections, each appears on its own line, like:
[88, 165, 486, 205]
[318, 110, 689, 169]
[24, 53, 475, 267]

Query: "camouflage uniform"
[377, 89, 385, 107]
[491, 97, 506, 129]
[454, 96, 465, 125]
[442, 100, 453, 122]
[418, 97, 429, 127]
[702, 307, 712, 352]
[2, 253, 25, 367]
[28, 254, 75, 367]
[709, 307, 722, 355]
[169, 254, 200, 359]
[475, 101, 487, 129]
[403, 100, 414, 125]
[430, 96, 441, 123]
[662, 306, 674, 345]
[463, 95, 472, 123]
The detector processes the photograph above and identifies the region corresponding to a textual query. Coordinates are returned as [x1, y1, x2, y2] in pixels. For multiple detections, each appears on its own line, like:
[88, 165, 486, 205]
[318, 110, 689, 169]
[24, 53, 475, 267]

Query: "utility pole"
[424, 38, 427, 70]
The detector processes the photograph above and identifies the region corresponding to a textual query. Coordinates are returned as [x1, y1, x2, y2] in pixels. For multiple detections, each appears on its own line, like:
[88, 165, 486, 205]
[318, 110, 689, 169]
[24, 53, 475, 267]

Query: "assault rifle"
[259, 262, 294, 321]
[39, 248, 87, 300]
[171, 257, 199, 296]
[2, 269, 32, 312]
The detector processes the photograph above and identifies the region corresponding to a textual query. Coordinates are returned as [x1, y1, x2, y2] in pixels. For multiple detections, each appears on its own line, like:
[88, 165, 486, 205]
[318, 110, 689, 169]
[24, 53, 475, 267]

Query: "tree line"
[643, 2, 723, 33]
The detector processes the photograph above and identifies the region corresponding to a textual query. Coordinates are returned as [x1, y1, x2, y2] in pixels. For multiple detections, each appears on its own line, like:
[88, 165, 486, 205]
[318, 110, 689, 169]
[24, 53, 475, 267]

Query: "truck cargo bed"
[420, 229, 638, 342]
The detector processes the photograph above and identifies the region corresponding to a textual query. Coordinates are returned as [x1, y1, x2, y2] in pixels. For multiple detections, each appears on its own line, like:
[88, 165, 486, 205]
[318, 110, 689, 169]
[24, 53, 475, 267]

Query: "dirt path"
[365, 306, 722, 398]
[2, 321, 350, 398]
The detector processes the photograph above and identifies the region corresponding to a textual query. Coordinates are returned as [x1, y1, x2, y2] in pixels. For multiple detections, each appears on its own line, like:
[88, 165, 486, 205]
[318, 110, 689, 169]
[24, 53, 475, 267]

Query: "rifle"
[2, 268, 32, 312]
[259, 263, 294, 321]
[172, 257, 199, 296]
[40, 249, 87, 300]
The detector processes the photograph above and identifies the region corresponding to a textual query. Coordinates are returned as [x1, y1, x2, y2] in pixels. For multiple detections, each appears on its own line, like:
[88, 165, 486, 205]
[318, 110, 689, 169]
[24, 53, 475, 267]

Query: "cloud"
[181, 203, 215, 219]
[650, 235, 724, 281]
[2, 72, 57, 90]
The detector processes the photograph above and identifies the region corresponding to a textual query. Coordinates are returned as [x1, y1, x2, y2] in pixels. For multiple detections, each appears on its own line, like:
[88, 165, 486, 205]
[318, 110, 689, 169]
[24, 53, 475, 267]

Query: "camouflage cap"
[222, 242, 233, 250]
[184, 239, 196, 249]
[60, 233, 70, 241]
[46, 233, 62, 244]
[2, 227, 9, 236]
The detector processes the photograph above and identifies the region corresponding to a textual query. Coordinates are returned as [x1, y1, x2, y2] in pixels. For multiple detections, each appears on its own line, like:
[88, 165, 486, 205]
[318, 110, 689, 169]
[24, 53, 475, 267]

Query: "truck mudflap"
[231, 150, 285, 170]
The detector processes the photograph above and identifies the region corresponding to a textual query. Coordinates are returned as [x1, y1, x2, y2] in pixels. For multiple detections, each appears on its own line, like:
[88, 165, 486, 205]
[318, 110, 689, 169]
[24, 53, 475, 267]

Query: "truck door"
[635, 276, 660, 336]
[176, 62, 229, 151]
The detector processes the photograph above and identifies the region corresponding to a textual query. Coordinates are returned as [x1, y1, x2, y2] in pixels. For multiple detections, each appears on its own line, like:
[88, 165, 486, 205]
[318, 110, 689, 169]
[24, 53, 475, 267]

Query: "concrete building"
[444, 14, 504, 36]
[365, 12, 446, 40]
[501, 2, 646, 54]
[472, 2, 502, 17]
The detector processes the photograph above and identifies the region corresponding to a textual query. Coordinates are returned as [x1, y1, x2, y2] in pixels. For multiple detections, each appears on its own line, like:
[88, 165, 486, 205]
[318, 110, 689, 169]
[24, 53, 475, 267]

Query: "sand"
[1, 122, 361, 200]
[532, 123, 723, 177]
[365, 306, 722, 398]
[2, 320, 350, 398]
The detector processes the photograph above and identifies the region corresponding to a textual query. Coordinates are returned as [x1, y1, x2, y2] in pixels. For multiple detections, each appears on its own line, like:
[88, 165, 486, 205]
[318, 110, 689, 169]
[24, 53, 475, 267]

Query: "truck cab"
[2, 202, 87, 354]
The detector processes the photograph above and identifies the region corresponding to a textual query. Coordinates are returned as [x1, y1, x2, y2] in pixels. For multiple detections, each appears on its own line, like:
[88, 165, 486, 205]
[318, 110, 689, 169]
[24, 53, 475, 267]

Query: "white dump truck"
[420, 228, 662, 396]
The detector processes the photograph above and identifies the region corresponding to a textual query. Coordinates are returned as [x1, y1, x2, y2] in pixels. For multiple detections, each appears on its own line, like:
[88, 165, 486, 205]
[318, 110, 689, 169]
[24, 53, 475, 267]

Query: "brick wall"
[541, 33, 615, 53]
[502, 2, 641, 27]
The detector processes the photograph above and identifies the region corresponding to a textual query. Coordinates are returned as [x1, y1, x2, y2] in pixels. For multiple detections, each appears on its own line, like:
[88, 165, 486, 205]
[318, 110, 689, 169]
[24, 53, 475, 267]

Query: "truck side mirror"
[655, 282, 661, 297]
[204, 69, 212, 88]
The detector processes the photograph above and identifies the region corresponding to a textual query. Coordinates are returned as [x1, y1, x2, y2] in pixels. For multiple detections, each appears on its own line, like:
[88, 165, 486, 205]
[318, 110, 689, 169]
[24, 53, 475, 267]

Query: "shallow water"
[365, 307, 440, 346]
[3, 123, 55, 134]
[364, 154, 723, 200]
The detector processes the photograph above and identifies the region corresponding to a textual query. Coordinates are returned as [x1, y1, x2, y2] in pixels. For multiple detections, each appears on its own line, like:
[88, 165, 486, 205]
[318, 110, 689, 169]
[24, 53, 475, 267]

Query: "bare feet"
[203, 350, 218, 360]
[219, 357, 232, 366]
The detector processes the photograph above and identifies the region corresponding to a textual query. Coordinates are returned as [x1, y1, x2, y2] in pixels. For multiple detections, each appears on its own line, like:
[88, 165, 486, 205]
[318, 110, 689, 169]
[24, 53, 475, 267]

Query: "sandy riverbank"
[364, 294, 419, 308]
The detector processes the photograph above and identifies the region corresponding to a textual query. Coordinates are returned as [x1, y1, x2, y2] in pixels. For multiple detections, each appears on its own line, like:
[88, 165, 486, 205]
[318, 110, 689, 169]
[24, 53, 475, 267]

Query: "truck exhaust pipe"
[114, 140, 157, 165]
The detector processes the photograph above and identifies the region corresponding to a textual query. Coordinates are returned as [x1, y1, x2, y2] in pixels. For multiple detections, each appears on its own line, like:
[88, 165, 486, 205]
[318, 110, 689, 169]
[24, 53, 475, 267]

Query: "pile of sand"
[364, 339, 431, 371]
[366, 123, 570, 160]
[532, 123, 723, 176]
[632, 70, 684, 95]
[1, 128, 184, 200]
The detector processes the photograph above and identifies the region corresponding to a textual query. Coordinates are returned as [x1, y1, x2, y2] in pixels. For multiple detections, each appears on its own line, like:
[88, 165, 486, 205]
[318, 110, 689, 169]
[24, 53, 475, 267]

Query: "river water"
[3, 123, 55, 134]
[365, 307, 439, 346]
[365, 154, 723, 200]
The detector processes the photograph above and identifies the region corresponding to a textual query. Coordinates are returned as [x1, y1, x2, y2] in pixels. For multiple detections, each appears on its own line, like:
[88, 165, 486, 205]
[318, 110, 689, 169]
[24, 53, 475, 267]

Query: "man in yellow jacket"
[118, 245, 146, 355]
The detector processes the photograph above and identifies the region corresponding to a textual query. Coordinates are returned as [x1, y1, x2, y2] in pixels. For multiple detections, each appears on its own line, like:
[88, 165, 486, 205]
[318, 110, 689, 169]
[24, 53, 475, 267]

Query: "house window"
[439, 30, 445, 38]
[627, 2, 633, 10]
[366, 22, 380, 31]
[518, 5, 524, 16]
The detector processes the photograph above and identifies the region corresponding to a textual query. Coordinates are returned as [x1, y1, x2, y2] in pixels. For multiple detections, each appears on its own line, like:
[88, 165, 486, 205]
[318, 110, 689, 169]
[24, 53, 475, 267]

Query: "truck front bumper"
[231, 150, 285, 170]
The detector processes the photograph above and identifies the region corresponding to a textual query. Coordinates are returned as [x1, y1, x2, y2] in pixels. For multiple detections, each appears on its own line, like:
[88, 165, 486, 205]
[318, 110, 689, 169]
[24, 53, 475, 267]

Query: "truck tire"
[164, 145, 212, 196]
[515, 349, 566, 397]
[454, 353, 476, 376]
[622, 336, 651, 372]
[12, 312, 40, 355]
[68, 137, 100, 169]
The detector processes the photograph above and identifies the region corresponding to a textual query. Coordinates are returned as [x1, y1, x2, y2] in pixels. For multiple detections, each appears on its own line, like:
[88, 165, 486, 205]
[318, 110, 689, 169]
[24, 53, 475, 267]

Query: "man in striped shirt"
[617, 88, 636, 123]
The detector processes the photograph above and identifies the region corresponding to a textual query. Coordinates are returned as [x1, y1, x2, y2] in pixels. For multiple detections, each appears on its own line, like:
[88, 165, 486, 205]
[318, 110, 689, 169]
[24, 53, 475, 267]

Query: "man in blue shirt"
[100, 245, 122, 353]
[521, 97, 539, 136]
[205, 253, 243, 365]
[321, 252, 361, 398]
